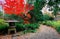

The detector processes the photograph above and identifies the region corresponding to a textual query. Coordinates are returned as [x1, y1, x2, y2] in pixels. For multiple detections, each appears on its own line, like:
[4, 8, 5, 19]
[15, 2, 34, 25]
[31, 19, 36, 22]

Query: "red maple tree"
[1, 0, 34, 24]
[3, 0, 34, 15]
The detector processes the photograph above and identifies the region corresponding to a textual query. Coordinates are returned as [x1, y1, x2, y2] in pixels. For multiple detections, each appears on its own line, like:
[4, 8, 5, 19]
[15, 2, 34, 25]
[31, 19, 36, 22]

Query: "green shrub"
[0, 19, 9, 33]
[16, 23, 25, 31]
[25, 23, 39, 30]
[0, 11, 3, 18]
[16, 23, 39, 32]
[43, 21, 53, 26]
[52, 21, 60, 33]
[56, 26, 60, 34]
[42, 14, 54, 21]
[43, 21, 60, 33]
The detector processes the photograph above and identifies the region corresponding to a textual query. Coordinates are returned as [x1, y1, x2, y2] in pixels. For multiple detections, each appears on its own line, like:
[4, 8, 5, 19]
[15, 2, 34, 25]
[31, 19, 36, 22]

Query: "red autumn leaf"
[3, 0, 25, 15]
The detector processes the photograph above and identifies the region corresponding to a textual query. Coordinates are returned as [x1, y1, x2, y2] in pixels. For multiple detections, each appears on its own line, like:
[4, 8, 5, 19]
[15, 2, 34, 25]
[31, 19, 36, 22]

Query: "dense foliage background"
[0, 0, 60, 34]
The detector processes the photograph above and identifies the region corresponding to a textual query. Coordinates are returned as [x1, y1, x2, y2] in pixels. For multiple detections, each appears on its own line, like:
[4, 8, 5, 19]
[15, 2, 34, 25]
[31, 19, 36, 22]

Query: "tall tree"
[29, 0, 60, 22]
[2, 0, 33, 15]
[29, 0, 46, 22]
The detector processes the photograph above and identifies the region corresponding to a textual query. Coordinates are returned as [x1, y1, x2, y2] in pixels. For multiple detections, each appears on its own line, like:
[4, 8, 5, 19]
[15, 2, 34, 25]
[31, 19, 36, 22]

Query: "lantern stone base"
[8, 28, 16, 34]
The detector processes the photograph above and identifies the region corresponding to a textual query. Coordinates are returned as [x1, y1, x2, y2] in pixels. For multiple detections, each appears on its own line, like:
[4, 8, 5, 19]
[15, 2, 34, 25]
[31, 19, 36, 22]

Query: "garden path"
[29, 25, 60, 39]
[0, 25, 60, 39]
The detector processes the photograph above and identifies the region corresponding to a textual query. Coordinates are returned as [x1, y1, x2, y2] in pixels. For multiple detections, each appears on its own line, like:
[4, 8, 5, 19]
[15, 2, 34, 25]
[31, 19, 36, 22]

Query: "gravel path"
[0, 25, 60, 39]
[29, 25, 60, 39]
